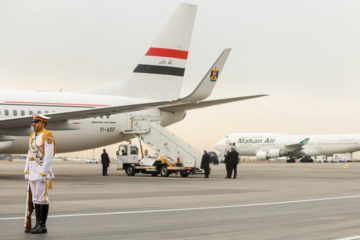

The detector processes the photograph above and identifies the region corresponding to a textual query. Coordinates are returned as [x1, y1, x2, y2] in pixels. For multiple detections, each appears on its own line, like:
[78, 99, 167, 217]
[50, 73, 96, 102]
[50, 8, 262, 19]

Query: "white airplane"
[214, 133, 360, 162]
[0, 4, 266, 154]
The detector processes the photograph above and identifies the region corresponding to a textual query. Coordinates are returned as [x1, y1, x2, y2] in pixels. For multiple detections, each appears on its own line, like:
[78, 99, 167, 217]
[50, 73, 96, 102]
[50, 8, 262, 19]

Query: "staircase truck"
[116, 116, 205, 177]
[116, 143, 196, 177]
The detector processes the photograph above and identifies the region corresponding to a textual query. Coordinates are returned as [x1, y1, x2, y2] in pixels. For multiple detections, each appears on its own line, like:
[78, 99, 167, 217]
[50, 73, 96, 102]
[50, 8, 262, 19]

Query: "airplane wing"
[160, 94, 268, 112]
[0, 99, 175, 131]
[0, 93, 267, 135]
[283, 138, 310, 151]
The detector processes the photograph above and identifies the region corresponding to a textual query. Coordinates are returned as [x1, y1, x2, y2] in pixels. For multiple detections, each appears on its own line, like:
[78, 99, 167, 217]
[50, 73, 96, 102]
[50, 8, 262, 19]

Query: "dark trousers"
[225, 164, 230, 177]
[227, 164, 237, 178]
[204, 168, 210, 178]
[102, 165, 108, 176]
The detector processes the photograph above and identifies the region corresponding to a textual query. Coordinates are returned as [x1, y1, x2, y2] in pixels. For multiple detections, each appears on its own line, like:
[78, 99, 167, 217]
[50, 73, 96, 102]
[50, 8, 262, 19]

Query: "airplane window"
[29, 110, 33, 115]
[13, 110, 17, 116]
[5, 110, 9, 116]
[45, 111, 49, 113]
[21, 110, 25, 116]
[106, 115, 110, 119]
[100, 116, 103, 119]
[130, 146, 138, 155]
[37, 111, 41, 114]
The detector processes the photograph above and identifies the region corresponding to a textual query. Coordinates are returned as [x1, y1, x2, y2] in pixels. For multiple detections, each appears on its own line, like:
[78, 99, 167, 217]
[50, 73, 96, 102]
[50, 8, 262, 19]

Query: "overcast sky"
[1, 0, 360, 159]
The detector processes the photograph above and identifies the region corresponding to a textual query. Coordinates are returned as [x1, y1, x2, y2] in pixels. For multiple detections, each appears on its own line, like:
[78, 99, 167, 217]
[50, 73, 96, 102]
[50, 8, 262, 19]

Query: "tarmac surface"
[1, 161, 360, 240]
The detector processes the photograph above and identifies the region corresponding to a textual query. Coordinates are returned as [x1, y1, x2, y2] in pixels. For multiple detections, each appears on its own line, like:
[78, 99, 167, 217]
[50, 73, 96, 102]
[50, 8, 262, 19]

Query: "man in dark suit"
[201, 150, 211, 178]
[224, 149, 231, 178]
[101, 149, 110, 176]
[228, 147, 239, 179]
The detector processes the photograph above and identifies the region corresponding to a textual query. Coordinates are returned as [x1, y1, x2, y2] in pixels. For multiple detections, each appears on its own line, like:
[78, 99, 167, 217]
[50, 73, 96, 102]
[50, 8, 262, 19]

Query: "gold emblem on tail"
[210, 67, 219, 81]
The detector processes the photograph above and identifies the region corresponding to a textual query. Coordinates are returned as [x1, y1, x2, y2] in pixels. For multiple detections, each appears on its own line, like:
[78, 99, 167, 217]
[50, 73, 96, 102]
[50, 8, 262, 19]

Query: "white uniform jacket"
[24, 129, 56, 181]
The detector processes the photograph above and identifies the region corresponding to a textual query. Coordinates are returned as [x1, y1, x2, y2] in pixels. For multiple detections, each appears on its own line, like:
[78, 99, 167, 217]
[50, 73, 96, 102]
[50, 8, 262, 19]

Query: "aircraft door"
[125, 112, 134, 131]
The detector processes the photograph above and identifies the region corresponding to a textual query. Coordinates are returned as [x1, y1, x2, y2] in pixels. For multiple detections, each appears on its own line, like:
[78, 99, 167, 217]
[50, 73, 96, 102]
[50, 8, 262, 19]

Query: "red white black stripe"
[145, 48, 188, 59]
[133, 48, 188, 76]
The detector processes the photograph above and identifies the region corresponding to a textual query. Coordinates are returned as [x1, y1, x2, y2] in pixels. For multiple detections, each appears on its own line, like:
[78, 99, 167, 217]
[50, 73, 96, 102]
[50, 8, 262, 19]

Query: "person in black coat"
[224, 149, 231, 178]
[227, 148, 239, 179]
[201, 150, 211, 178]
[101, 149, 111, 176]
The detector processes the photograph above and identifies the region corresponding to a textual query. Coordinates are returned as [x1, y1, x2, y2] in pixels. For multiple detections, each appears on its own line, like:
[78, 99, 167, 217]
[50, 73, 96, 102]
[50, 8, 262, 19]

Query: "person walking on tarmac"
[201, 150, 211, 178]
[101, 149, 111, 176]
[227, 147, 240, 179]
[24, 113, 56, 234]
[224, 149, 231, 178]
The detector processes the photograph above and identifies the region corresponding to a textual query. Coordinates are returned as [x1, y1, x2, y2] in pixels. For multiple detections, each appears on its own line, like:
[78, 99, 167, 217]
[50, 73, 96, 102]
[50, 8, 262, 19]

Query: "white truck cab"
[116, 144, 139, 164]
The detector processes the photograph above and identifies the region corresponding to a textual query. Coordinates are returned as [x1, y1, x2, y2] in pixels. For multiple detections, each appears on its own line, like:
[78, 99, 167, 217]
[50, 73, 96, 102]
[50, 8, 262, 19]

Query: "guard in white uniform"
[24, 113, 56, 234]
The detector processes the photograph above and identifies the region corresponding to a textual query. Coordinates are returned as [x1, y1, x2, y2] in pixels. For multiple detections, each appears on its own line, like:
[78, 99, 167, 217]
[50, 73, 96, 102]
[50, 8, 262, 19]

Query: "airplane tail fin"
[284, 138, 310, 151]
[86, 3, 197, 100]
[299, 138, 310, 145]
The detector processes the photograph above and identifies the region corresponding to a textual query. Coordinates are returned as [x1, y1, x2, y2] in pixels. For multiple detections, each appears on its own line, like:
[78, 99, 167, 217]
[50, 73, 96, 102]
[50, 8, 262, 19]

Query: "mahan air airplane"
[215, 133, 360, 162]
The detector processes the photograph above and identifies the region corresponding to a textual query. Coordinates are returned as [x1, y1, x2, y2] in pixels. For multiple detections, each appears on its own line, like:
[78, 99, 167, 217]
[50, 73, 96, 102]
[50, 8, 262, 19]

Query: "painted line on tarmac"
[334, 236, 360, 240]
[2, 194, 360, 221]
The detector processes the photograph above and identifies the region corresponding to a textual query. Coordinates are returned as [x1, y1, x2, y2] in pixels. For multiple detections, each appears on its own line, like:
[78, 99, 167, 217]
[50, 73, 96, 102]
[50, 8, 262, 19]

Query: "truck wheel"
[126, 166, 136, 176]
[160, 165, 170, 177]
[151, 173, 159, 177]
[180, 171, 189, 177]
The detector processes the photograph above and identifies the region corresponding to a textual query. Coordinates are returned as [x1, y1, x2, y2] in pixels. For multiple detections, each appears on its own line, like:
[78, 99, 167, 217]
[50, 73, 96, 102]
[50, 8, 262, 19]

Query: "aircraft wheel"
[286, 158, 295, 163]
[160, 165, 170, 177]
[126, 166, 136, 176]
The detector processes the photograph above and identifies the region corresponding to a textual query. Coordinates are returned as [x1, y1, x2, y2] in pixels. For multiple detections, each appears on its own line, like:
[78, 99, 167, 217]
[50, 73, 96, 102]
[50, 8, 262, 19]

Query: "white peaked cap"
[32, 113, 51, 122]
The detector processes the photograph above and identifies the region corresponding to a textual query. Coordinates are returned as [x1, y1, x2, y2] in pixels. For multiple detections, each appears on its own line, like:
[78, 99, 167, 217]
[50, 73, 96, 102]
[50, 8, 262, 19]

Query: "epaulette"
[42, 129, 54, 141]
[30, 132, 35, 139]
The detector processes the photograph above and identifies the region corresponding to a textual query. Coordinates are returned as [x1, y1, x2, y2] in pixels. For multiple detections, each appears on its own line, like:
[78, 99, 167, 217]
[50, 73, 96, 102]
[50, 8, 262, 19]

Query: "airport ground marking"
[334, 235, 360, 240]
[2, 194, 360, 221]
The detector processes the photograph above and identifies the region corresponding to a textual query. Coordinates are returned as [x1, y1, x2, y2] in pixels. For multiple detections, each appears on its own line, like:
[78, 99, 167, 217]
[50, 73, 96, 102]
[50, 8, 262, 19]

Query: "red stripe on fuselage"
[4, 101, 109, 107]
[146, 48, 188, 59]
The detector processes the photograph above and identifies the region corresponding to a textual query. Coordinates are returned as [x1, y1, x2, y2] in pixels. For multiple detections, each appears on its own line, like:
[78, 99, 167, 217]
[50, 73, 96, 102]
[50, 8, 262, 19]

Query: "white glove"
[24, 174, 29, 181]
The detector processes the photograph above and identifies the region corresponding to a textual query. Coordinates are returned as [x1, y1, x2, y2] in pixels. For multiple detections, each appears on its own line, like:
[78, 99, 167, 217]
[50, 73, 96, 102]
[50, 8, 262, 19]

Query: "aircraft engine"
[256, 151, 268, 160]
[0, 141, 12, 153]
[268, 149, 286, 158]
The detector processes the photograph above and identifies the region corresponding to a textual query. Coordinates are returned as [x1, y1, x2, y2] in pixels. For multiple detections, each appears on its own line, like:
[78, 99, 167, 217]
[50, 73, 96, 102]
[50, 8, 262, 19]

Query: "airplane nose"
[214, 139, 226, 151]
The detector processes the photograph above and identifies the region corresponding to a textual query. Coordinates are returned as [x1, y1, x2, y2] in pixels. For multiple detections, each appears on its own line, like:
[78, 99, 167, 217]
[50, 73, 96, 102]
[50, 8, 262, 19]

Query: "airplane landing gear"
[299, 157, 314, 163]
[286, 158, 296, 163]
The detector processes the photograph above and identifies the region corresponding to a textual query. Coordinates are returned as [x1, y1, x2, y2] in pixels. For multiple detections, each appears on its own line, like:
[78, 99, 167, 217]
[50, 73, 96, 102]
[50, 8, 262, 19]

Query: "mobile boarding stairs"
[116, 116, 204, 177]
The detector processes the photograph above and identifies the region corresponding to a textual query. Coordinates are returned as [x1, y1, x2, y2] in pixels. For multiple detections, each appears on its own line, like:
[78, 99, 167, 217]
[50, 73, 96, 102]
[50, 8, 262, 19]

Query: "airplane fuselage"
[215, 133, 360, 159]
[0, 90, 169, 154]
